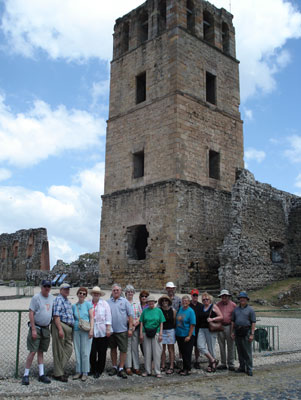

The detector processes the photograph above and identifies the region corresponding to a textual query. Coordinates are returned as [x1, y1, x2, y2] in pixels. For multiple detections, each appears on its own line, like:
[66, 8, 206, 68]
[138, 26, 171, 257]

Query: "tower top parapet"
[113, 0, 236, 60]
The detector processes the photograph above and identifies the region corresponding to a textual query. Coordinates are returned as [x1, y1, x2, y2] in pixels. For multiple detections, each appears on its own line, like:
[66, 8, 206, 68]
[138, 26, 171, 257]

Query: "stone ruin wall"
[219, 169, 301, 294]
[99, 179, 232, 291]
[0, 228, 50, 281]
[27, 253, 99, 287]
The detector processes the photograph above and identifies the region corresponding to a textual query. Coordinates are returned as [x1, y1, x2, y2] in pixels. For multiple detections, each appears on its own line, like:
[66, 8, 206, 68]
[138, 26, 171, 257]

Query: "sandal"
[166, 368, 174, 375]
[180, 370, 190, 376]
[211, 359, 219, 372]
[207, 362, 213, 373]
[160, 367, 165, 372]
[156, 374, 162, 378]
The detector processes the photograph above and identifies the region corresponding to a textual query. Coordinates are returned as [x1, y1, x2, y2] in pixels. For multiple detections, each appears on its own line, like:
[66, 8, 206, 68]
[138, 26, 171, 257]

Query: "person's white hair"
[124, 284, 135, 294]
[111, 283, 122, 290]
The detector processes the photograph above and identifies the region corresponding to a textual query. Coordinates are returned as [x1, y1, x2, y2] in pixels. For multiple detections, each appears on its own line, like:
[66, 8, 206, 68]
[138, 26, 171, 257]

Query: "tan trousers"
[51, 322, 73, 377]
[143, 333, 162, 375]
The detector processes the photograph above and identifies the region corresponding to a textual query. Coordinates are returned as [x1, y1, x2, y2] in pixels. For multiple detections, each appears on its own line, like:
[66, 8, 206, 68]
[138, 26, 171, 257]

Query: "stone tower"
[99, 0, 244, 291]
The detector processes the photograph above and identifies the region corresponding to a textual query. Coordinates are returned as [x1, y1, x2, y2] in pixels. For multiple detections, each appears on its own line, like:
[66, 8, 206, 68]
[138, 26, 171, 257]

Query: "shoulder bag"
[76, 304, 91, 332]
[208, 304, 224, 333]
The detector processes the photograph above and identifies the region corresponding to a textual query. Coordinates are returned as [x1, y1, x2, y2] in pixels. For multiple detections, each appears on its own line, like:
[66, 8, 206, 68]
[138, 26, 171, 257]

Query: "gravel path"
[0, 355, 301, 399]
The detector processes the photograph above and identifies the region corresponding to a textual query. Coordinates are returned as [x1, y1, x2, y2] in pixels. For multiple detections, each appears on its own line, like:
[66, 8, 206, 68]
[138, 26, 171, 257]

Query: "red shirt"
[216, 300, 236, 325]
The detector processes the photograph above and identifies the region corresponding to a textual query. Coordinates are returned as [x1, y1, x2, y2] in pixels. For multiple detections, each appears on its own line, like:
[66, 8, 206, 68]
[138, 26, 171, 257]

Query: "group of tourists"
[21, 280, 256, 385]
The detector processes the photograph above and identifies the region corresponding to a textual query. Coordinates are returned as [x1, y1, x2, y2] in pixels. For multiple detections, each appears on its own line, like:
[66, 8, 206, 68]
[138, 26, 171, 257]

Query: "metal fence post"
[15, 311, 22, 378]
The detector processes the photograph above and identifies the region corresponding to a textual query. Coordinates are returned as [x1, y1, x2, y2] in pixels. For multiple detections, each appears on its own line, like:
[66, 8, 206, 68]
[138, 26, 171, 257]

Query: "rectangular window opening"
[133, 151, 144, 178]
[127, 225, 149, 260]
[136, 72, 146, 104]
[206, 72, 216, 105]
[209, 150, 220, 180]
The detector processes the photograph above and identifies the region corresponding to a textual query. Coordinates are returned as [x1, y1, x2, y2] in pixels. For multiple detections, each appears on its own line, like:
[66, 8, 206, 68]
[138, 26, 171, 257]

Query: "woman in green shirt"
[140, 295, 165, 378]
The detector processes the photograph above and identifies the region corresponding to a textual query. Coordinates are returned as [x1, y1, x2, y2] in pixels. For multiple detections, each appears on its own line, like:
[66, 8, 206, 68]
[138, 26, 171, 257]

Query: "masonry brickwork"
[0, 228, 50, 281]
[219, 170, 301, 293]
[100, 0, 243, 291]
[99, 0, 300, 293]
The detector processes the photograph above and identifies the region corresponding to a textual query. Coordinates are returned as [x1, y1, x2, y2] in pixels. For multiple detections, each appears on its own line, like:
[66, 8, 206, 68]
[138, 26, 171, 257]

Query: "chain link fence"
[0, 308, 300, 379]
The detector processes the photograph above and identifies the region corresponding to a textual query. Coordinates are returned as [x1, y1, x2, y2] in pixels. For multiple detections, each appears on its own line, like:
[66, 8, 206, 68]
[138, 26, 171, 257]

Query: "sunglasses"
[140, 295, 147, 298]
[78, 292, 87, 296]
[43, 285, 51, 288]
[202, 298, 210, 301]
[192, 294, 198, 297]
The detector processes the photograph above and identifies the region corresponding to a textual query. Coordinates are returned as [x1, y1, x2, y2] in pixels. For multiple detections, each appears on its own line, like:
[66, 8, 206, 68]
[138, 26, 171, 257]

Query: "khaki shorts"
[27, 327, 51, 353]
[109, 331, 128, 353]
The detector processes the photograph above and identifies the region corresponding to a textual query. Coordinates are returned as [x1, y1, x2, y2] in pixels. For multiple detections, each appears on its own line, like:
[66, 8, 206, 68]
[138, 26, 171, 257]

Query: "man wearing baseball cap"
[216, 289, 236, 371]
[231, 292, 256, 376]
[51, 283, 74, 382]
[22, 280, 54, 385]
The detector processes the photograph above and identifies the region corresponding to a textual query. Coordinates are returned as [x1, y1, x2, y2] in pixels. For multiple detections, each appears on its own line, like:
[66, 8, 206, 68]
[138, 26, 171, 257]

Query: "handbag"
[76, 304, 91, 332]
[208, 304, 224, 333]
[144, 327, 158, 338]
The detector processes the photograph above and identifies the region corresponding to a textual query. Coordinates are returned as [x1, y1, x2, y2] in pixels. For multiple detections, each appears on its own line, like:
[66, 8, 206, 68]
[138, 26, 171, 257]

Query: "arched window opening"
[1, 247, 6, 260]
[26, 233, 34, 258]
[121, 22, 130, 53]
[222, 22, 230, 54]
[12, 241, 19, 258]
[158, 0, 167, 34]
[203, 11, 214, 44]
[41, 241, 50, 270]
[187, 0, 195, 33]
[138, 11, 148, 44]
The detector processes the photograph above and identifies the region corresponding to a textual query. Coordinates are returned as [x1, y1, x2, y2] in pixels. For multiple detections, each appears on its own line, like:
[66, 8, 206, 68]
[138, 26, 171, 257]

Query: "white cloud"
[1, 1, 301, 100]
[245, 148, 266, 163]
[0, 168, 12, 181]
[91, 79, 110, 110]
[285, 135, 301, 162]
[0, 94, 106, 167]
[243, 108, 253, 121]
[0, 162, 105, 266]
[214, 0, 301, 101]
[1, 0, 143, 61]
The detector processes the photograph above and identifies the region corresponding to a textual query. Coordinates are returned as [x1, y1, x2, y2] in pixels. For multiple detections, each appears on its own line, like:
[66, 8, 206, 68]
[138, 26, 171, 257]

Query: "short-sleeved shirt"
[216, 300, 236, 325]
[29, 292, 54, 327]
[72, 301, 93, 331]
[175, 306, 196, 337]
[189, 301, 202, 329]
[140, 307, 166, 333]
[171, 296, 181, 312]
[107, 296, 134, 333]
[232, 304, 256, 327]
[53, 294, 74, 326]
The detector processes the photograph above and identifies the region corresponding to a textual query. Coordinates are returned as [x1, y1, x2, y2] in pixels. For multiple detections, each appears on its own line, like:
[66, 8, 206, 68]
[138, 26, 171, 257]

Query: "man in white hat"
[165, 282, 181, 312]
[216, 289, 236, 371]
[51, 283, 74, 382]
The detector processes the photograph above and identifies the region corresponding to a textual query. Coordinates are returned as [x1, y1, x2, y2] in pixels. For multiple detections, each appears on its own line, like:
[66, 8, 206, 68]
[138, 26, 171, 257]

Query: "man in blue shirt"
[51, 283, 74, 382]
[231, 292, 256, 376]
[107, 284, 133, 379]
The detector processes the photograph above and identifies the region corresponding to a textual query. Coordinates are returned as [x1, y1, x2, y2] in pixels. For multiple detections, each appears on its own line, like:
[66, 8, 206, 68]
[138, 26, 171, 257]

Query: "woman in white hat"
[89, 286, 112, 378]
[139, 295, 165, 378]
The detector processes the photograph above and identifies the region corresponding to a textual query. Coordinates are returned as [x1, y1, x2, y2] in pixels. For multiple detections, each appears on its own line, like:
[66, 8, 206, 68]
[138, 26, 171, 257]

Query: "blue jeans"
[73, 330, 92, 373]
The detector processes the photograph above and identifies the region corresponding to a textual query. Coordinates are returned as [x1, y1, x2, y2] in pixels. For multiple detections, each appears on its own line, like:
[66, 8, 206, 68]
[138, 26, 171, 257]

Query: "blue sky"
[0, 0, 300, 267]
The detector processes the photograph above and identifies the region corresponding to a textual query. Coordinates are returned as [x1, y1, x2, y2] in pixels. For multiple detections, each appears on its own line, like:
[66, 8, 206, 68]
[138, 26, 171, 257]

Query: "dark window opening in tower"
[206, 71, 216, 105]
[127, 225, 149, 260]
[209, 150, 220, 180]
[187, 0, 195, 33]
[158, 0, 167, 34]
[203, 11, 214, 44]
[121, 22, 130, 53]
[270, 242, 284, 263]
[138, 11, 148, 44]
[136, 72, 146, 104]
[222, 22, 230, 54]
[133, 151, 144, 178]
